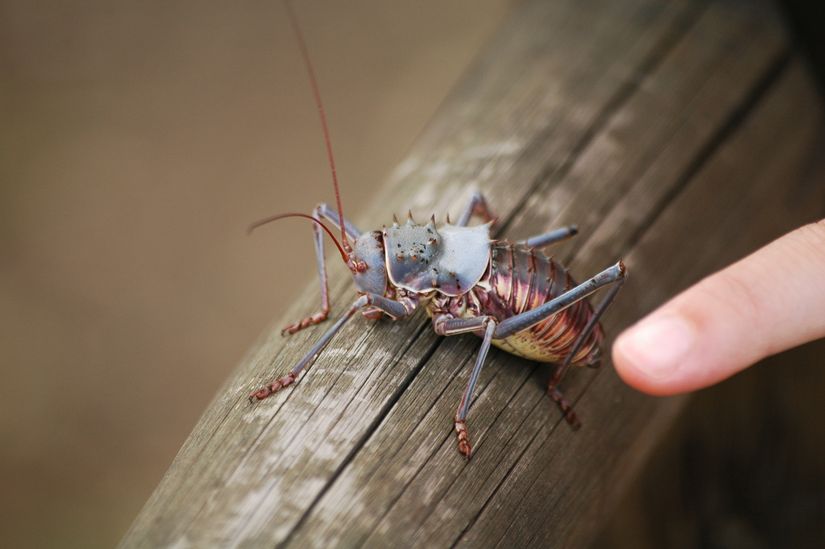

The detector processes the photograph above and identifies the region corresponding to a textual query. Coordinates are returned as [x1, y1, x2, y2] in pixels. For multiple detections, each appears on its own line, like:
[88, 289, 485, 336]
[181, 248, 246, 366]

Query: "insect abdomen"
[478, 242, 602, 364]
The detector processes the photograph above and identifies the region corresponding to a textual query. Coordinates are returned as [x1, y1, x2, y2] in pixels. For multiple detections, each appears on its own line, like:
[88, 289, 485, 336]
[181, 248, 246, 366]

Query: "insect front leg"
[317, 202, 361, 240]
[494, 261, 626, 427]
[251, 293, 416, 401]
[282, 204, 363, 336]
[456, 191, 497, 227]
[433, 315, 498, 459]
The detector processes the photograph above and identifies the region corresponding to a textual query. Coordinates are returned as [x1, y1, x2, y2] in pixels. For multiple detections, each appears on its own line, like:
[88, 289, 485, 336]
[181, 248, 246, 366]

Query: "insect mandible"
[249, 1, 627, 459]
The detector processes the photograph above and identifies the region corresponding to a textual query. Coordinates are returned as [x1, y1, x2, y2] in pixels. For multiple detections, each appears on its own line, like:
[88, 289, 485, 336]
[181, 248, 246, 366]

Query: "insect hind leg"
[547, 274, 626, 428]
[491, 261, 625, 427]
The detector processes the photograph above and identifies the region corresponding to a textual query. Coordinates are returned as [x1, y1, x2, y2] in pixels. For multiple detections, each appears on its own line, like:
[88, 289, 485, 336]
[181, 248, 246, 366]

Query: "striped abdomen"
[474, 242, 602, 365]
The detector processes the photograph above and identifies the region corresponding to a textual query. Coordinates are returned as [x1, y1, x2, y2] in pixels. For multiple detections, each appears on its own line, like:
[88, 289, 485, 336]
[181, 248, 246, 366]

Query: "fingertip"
[613, 221, 825, 397]
[612, 332, 656, 394]
[612, 314, 698, 396]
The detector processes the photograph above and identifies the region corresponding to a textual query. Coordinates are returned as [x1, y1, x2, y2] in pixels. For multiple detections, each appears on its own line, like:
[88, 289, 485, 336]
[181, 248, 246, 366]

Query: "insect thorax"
[382, 220, 492, 296]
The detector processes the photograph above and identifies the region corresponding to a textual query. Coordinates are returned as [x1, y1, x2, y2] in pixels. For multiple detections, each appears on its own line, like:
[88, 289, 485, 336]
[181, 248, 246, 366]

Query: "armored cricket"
[249, 1, 626, 459]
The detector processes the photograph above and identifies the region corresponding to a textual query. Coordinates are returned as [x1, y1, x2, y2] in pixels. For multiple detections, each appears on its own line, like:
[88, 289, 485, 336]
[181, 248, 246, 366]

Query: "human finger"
[612, 220, 825, 395]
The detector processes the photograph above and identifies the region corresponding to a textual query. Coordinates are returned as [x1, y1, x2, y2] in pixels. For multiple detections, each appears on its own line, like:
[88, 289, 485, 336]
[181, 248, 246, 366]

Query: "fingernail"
[615, 314, 695, 380]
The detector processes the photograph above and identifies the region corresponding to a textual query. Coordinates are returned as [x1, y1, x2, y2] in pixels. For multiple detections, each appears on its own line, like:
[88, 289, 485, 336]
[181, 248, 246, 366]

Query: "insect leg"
[362, 293, 418, 320]
[456, 191, 497, 227]
[251, 293, 416, 401]
[252, 296, 366, 400]
[548, 276, 625, 428]
[433, 315, 497, 459]
[282, 201, 365, 335]
[433, 315, 491, 336]
[281, 205, 335, 335]
[317, 202, 361, 240]
[494, 261, 626, 338]
[518, 225, 579, 248]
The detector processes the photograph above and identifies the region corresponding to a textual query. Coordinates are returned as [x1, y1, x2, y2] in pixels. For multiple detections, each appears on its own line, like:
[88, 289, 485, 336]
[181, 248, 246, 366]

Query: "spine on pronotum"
[247, 1, 626, 459]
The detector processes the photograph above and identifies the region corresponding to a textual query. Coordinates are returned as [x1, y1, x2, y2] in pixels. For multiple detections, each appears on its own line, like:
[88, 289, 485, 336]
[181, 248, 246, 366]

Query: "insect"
[249, 1, 626, 459]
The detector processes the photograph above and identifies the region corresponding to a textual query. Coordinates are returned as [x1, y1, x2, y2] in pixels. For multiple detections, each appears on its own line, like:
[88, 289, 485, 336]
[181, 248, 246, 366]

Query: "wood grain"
[120, 0, 825, 547]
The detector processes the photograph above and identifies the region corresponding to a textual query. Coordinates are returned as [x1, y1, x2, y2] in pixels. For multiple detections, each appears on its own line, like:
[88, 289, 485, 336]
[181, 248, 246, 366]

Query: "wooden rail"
[121, 0, 825, 546]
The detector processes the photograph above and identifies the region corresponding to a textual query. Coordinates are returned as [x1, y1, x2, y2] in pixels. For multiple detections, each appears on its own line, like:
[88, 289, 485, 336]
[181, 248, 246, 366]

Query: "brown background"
[0, 1, 512, 546]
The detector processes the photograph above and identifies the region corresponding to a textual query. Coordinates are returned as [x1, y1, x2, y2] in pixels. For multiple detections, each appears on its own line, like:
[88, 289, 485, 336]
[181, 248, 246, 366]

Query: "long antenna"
[248, 212, 350, 263]
[285, 0, 351, 251]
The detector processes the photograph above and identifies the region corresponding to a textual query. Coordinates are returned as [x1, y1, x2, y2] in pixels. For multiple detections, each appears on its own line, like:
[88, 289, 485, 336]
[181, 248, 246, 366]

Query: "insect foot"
[249, 372, 297, 402]
[281, 310, 329, 336]
[454, 419, 472, 459]
[548, 387, 582, 430]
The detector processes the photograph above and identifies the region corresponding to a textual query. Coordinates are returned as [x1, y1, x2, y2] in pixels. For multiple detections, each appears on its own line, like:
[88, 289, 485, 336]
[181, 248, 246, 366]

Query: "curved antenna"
[248, 212, 350, 264]
[285, 0, 351, 251]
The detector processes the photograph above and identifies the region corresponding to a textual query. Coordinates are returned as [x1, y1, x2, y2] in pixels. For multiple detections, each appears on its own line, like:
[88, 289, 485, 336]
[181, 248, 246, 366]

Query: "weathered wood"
[121, 0, 825, 547]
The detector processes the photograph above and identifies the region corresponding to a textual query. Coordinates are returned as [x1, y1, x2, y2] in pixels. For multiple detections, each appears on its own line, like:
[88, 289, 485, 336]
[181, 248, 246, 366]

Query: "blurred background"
[0, 1, 512, 546]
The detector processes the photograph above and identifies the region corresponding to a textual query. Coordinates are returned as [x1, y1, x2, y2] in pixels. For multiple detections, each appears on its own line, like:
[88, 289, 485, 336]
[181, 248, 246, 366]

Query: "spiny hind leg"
[456, 191, 497, 227]
[546, 277, 626, 428]
[281, 204, 362, 336]
[492, 262, 626, 427]
[548, 383, 582, 430]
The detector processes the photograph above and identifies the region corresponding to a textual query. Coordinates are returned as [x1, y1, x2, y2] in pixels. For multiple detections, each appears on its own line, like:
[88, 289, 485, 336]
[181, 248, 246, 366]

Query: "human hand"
[612, 220, 825, 395]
